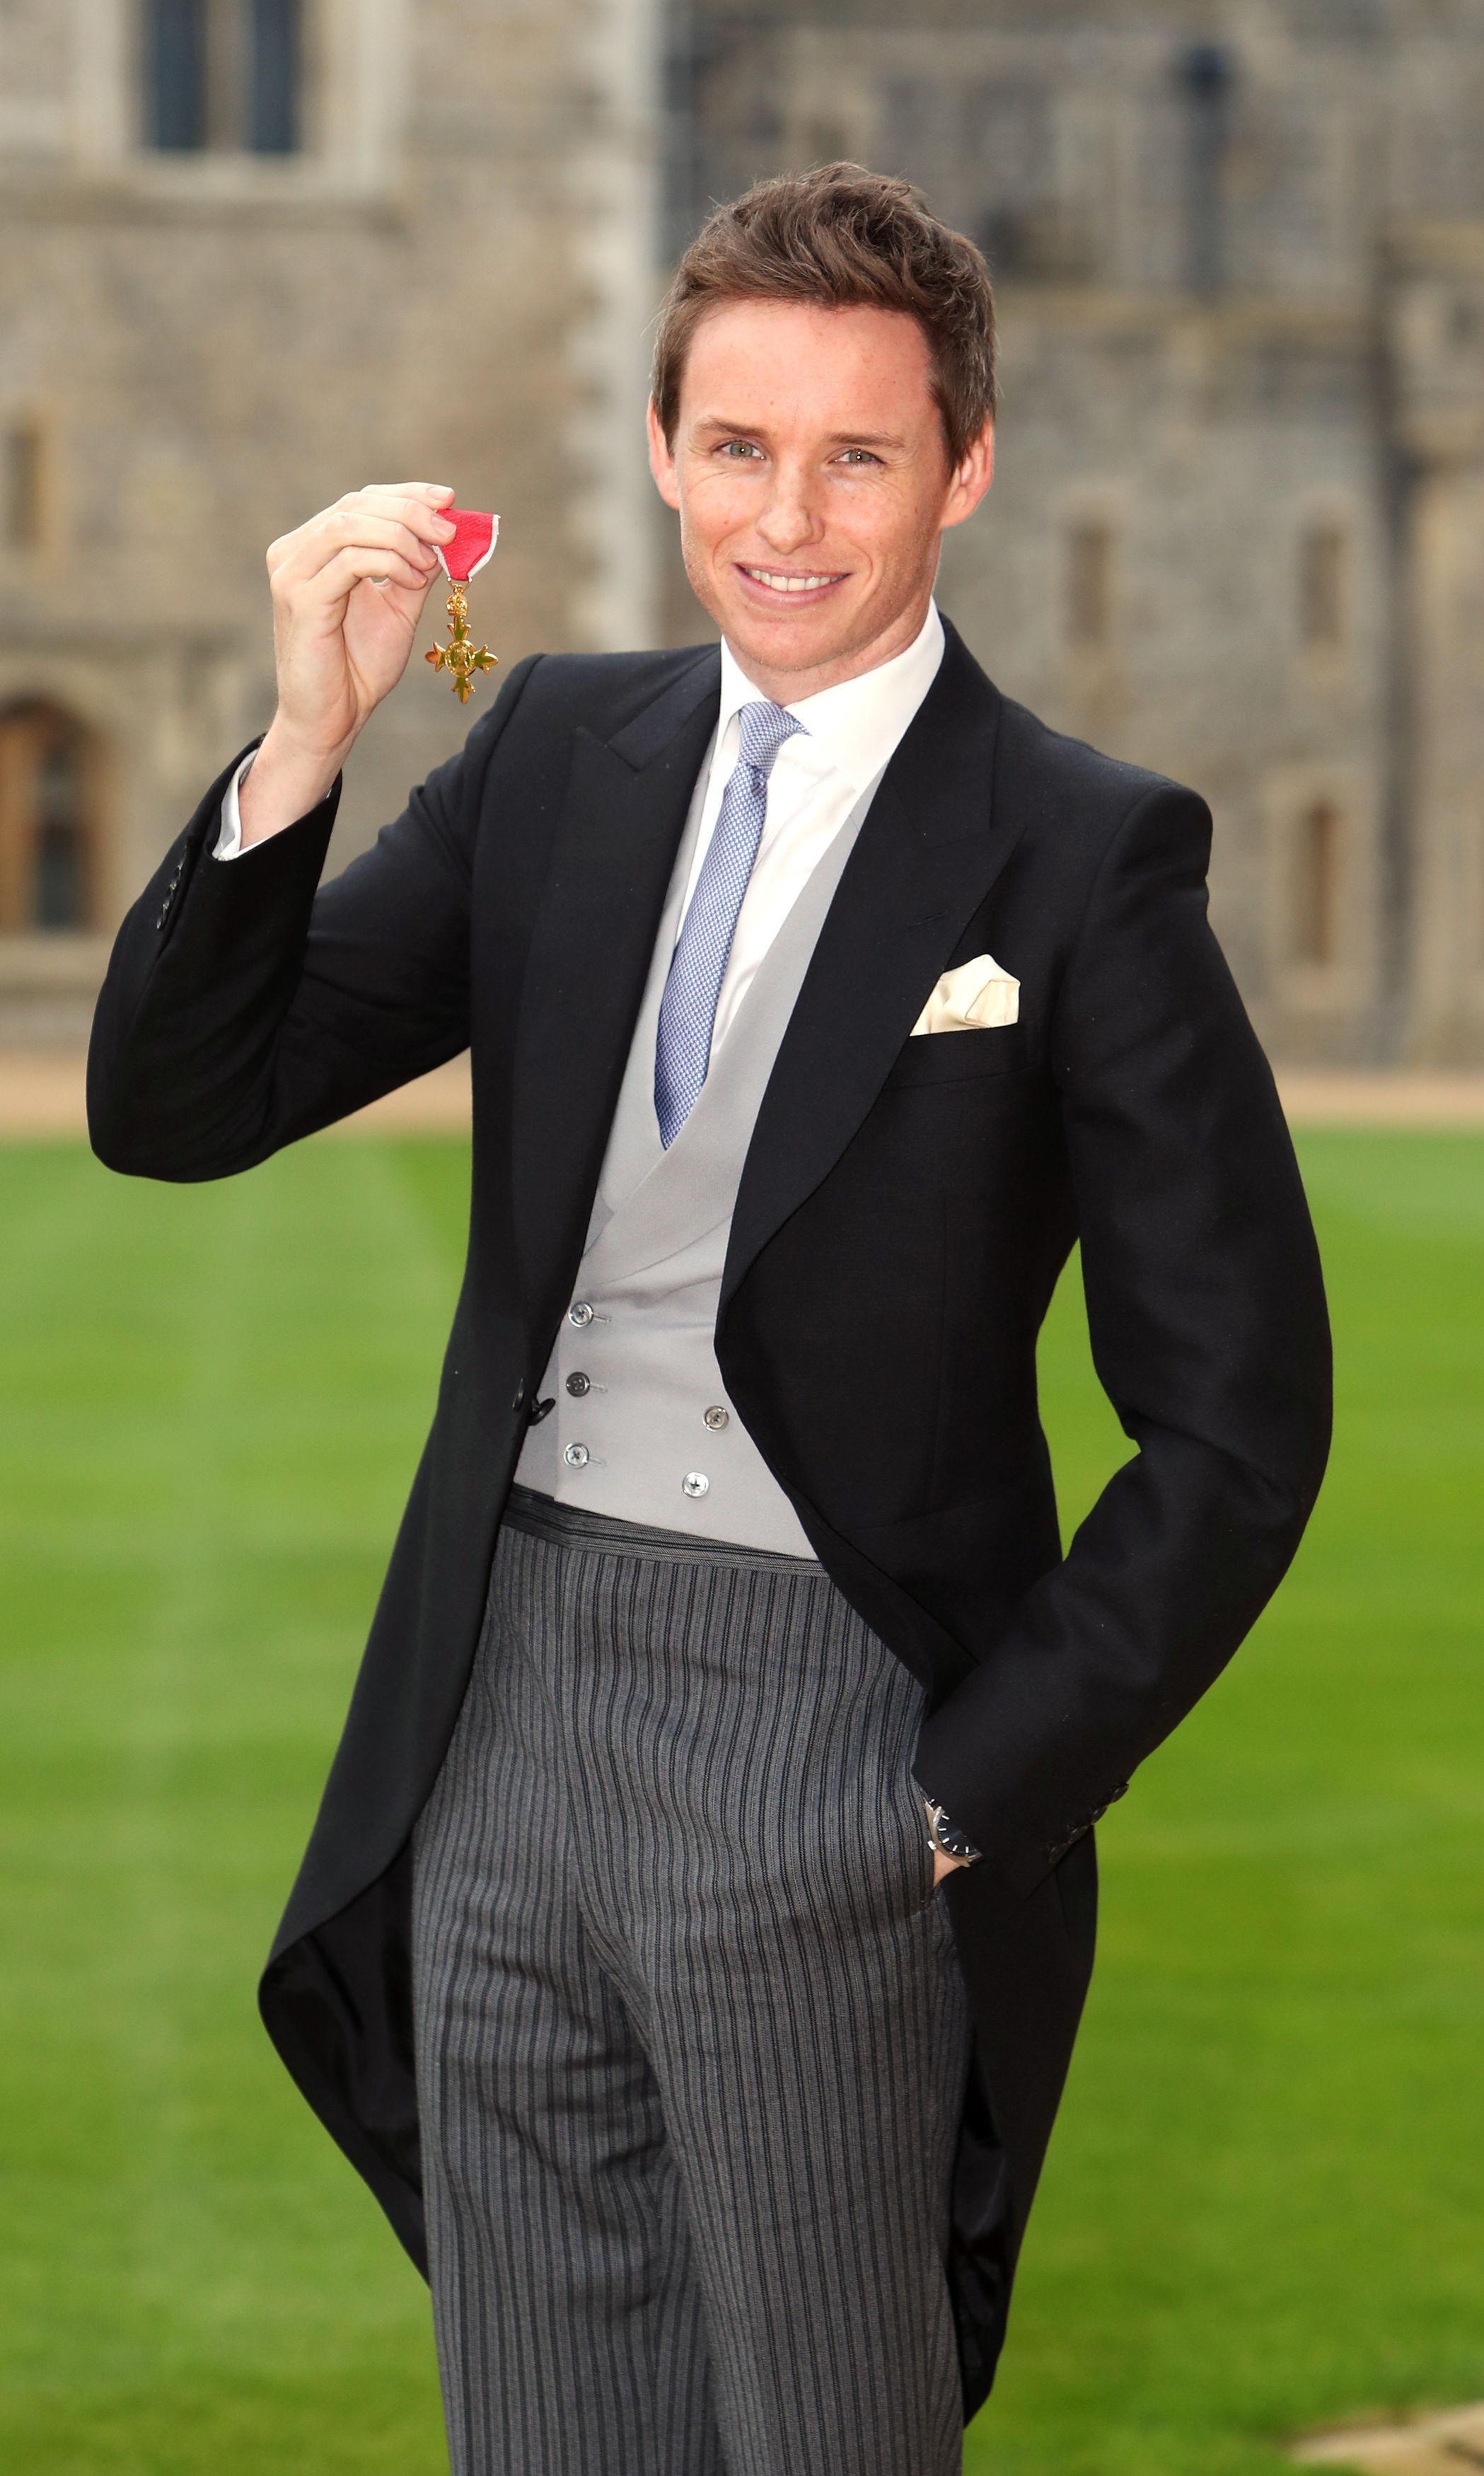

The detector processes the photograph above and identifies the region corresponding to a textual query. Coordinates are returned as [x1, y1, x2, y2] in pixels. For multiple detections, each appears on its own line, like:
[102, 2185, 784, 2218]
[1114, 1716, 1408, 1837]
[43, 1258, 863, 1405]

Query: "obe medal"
[426, 507, 499, 702]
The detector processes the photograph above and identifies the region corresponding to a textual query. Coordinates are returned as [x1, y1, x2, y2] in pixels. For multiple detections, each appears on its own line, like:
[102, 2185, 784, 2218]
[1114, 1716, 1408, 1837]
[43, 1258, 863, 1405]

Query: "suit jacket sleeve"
[88, 656, 540, 1179]
[913, 782, 1333, 1890]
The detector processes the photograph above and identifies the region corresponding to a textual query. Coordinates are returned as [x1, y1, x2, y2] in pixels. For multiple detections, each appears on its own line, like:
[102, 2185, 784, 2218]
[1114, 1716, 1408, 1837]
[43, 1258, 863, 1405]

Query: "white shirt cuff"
[214, 752, 255, 860]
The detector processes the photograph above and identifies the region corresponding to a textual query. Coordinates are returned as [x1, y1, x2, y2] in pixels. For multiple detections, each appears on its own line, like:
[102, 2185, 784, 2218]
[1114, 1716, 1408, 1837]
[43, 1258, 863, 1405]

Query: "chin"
[720, 602, 855, 671]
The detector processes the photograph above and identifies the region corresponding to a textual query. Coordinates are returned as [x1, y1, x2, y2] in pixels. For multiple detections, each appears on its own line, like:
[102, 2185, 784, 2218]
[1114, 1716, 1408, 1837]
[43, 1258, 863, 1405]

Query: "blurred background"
[1, 5, 1483, 2474]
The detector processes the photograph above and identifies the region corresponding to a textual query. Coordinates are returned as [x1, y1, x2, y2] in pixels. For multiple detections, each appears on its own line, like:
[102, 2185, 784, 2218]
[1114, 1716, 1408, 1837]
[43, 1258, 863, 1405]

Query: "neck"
[723, 589, 936, 706]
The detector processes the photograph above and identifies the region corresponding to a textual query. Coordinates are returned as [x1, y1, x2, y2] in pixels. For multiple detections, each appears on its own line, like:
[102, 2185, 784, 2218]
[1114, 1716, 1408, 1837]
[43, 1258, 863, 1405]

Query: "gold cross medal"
[426, 507, 499, 702]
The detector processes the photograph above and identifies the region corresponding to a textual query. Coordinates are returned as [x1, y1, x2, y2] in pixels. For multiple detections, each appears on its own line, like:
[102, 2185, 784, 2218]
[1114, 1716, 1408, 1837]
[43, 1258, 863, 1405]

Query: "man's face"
[647, 299, 993, 700]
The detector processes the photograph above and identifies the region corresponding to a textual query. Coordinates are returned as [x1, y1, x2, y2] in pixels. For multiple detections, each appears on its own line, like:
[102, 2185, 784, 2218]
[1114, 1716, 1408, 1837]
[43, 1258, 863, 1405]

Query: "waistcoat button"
[703, 1404, 729, 1431]
[566, 1372, 591, 1397]
[682, 1471, 709, 1498]
[568, 1302, 594, 1327]
[564, 1442, 591, 1468]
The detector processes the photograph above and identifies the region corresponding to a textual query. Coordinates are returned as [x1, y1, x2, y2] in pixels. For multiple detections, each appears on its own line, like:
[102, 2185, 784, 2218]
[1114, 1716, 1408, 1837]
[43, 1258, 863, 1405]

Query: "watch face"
[932, 1807, 978, 1863]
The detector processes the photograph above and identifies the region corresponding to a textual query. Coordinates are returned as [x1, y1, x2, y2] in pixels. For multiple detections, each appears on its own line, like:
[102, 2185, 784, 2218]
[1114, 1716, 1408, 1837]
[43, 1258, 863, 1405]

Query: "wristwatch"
[918, 1787, 982, 1868]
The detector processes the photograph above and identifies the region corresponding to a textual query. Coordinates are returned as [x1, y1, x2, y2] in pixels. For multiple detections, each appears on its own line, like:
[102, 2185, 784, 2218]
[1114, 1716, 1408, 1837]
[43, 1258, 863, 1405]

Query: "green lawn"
[1, 1130, 1480, 2475]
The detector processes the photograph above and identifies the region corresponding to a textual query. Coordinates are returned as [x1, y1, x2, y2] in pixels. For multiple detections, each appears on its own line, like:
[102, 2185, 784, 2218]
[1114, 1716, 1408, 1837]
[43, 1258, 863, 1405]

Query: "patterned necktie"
[654, 698, 804, 1149]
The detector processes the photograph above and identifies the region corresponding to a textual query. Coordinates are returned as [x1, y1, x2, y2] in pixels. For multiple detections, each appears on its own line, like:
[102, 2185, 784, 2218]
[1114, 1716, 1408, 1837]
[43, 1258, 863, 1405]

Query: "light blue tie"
[654, 698, 804, 1148]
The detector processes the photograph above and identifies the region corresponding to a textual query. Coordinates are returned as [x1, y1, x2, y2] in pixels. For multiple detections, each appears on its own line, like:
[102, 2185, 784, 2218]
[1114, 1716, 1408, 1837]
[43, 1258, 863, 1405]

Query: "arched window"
[0, 706, 97, 934]
[144, 0, 303, 156]
[1292, 798, 1341, 967]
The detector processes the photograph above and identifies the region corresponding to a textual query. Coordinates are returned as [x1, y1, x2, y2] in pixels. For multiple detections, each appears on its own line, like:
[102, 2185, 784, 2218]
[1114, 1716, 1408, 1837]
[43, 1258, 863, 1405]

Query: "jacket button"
[682, 1471, 709, 1498]
[568, 1301, 593, 1327]
[566, 1372, 591, 1397]
[564, 1442, 590, 1468]
[703, 1405, 729, 1431]
[511, 1381, 526, 1413]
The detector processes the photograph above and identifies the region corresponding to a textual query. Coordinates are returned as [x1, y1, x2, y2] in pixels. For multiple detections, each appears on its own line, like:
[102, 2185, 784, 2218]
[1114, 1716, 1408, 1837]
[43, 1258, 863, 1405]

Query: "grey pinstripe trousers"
[411, 1487, 973, 2476]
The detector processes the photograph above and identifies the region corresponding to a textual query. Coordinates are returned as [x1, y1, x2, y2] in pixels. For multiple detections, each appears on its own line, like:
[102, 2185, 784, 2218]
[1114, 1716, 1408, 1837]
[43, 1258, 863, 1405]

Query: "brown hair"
[651, 165, 997, 467]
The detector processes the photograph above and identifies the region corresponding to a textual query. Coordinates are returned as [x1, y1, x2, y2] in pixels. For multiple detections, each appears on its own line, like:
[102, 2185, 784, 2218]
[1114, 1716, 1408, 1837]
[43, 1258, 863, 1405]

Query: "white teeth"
[744, 567, 839, 593]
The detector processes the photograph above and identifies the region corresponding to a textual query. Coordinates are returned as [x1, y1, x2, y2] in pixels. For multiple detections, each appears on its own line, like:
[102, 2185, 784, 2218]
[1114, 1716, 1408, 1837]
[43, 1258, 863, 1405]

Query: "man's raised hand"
[238, 484, 458, 848]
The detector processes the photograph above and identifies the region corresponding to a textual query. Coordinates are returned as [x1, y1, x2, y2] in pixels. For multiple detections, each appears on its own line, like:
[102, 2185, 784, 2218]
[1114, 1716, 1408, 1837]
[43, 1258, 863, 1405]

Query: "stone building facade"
[2, 0, 1483, 1064]
[0, 0, 661, 1041]
[673, 0, 1484, 1065]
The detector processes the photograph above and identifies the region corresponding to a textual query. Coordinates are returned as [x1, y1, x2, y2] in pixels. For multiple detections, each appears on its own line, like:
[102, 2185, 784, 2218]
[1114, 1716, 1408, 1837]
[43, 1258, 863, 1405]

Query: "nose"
[755, 463, 823, 557]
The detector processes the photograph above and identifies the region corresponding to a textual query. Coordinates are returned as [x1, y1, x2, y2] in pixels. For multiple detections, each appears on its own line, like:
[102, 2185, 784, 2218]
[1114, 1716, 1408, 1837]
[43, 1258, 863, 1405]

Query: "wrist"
[236, 719, 347, 848]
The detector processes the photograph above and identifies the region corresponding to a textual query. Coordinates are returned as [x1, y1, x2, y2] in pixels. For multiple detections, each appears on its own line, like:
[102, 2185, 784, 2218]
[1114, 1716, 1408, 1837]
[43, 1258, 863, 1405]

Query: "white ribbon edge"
[436, 513, 500, 584]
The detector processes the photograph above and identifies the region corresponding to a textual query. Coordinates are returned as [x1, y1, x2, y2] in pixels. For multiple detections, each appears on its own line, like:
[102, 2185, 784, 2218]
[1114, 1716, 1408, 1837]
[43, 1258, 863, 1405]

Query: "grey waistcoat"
[515, 761, 876, 1555]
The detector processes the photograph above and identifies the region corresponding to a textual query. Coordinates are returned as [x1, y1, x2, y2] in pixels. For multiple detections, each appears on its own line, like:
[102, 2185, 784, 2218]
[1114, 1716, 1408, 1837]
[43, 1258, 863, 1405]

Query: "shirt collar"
[717, 599, 945, 797]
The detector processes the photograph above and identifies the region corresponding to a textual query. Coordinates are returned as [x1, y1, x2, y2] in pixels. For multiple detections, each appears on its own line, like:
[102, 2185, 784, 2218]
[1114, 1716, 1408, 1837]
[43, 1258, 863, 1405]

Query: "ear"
[647, 399, 681, 511]
[940, 423, 995, 533]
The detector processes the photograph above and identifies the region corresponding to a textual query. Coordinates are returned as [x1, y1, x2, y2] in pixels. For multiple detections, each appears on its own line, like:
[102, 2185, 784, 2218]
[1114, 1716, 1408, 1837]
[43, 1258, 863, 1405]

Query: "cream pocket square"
[910, 954, 1020, 1036]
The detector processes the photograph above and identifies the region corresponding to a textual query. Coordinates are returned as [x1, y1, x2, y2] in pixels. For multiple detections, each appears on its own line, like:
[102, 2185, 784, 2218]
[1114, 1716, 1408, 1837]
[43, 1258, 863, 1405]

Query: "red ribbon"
[436, 508, 499, 585]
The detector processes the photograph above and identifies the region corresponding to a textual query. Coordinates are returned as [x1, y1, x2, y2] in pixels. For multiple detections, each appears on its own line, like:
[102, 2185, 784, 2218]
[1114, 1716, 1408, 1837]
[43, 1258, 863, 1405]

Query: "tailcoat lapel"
[510, 649, 720, 1343]
[723, 625, 1020, 1308]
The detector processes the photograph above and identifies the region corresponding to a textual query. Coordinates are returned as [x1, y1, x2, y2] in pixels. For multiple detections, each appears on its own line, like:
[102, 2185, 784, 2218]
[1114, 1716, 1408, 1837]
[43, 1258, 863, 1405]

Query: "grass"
[0, 1130, 1480, 2474]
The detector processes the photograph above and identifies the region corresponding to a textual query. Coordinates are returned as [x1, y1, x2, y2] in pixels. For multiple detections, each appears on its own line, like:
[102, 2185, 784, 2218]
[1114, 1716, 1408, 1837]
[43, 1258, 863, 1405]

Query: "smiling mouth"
[738, 565, 847, 595]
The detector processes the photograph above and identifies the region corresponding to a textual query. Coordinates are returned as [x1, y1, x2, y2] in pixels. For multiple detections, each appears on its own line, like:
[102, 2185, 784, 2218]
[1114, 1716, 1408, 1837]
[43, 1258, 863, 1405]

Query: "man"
[89, 167, 1331, 2475]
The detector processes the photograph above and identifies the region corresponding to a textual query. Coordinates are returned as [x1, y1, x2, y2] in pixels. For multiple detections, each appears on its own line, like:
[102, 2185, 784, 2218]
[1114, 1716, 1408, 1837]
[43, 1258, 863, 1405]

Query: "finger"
[320, 502, 454, 562]
[351, 482, 456, 504]
[270, 487, 455, 576]
[267, 490, 456, 589]
[289, 545, 435, 603]
[342, 485, 458, 538]
[289, 512, 443, 586]
[369, 491, 458, 546]
[321, 507, 444, 558]
[361, 574, 438, 614]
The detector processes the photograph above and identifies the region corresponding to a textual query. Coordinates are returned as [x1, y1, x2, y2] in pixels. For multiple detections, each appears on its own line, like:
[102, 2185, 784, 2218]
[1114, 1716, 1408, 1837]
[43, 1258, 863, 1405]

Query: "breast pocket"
[881, 1022, 1028, 1091]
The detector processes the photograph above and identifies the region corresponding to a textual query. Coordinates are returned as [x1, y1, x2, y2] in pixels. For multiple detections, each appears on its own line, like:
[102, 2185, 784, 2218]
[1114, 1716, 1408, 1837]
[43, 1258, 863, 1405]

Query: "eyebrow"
[692, 417, 909, 453]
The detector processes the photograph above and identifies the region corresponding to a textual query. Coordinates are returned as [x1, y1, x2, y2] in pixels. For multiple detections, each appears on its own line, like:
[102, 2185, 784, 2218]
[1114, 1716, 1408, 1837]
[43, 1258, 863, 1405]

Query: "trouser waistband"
[502, 1481, 823, 1575]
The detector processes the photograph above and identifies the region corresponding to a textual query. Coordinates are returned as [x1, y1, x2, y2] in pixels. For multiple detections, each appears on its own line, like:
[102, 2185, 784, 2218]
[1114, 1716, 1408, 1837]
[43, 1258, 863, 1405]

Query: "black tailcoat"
[88, 623, 1331, 2415]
